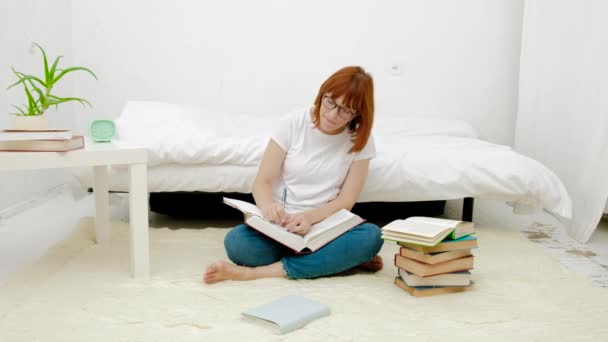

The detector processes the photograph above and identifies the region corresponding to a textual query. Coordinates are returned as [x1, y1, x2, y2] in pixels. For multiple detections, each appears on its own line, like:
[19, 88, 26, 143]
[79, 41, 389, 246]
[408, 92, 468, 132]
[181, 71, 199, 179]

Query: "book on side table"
[381, 216, 475, 246]
[0, 129, 72, 141]
[0, 135, 84, 152]
[223, 197, 364, 253]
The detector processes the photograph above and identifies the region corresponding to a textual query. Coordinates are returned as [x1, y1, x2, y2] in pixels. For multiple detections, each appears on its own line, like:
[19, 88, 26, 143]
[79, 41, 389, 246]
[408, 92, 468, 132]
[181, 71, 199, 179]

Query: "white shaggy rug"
[1, 217, 607, 342]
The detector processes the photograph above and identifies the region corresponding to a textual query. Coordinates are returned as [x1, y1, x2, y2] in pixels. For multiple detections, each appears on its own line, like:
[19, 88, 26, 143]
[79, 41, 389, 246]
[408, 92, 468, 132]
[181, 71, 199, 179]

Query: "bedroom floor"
[1, 187, 607, 287]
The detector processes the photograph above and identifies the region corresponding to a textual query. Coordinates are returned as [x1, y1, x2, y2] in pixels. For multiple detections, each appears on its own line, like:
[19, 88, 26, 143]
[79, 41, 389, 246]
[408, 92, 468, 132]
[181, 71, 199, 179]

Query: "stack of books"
[0, 129, 84, 152]
[381, 216, 478, 297]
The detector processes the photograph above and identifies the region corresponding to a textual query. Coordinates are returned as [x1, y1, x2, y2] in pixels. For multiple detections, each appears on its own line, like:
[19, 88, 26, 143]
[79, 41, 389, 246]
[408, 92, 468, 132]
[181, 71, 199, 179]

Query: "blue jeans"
[224, 222, 384, 279]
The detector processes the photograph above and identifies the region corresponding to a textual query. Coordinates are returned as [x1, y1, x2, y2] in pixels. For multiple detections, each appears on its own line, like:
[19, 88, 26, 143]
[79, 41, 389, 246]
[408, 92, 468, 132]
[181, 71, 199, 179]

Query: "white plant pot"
[14, 115, 48, 130]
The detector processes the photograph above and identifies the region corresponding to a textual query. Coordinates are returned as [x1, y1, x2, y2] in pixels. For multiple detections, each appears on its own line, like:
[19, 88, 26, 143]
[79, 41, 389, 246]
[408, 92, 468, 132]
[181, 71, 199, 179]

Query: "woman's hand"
[284, 213, 312, 236]
[261, 203, 289, 225]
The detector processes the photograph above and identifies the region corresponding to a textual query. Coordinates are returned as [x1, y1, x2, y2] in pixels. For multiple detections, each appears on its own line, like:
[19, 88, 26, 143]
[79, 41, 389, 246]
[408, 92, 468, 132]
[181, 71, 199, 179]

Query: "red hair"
[312, 66, 374, 153]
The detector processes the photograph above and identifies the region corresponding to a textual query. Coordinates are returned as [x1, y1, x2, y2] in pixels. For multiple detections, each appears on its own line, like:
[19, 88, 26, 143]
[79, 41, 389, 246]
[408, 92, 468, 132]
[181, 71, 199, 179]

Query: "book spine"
[395, 255, 474, 277]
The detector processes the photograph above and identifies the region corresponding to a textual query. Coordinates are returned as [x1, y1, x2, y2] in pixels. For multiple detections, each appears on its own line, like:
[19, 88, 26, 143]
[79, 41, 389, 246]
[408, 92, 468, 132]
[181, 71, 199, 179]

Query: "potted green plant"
[7, 43, 97, 130]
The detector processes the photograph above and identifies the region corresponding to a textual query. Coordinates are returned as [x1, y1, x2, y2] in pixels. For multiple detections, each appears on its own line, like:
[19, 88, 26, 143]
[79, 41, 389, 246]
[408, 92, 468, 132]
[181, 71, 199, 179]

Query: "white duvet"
[88, 101, 572, 218]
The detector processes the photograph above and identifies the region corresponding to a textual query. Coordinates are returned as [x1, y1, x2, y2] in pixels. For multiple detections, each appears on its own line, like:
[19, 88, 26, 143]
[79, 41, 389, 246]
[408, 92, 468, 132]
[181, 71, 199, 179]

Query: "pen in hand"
[281, 187, 287, 209]
[281, 187, 288, 226]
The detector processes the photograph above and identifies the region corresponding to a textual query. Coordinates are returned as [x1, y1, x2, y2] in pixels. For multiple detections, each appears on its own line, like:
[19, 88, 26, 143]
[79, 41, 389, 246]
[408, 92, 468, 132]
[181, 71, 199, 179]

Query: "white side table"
[0, 139, 150, 278]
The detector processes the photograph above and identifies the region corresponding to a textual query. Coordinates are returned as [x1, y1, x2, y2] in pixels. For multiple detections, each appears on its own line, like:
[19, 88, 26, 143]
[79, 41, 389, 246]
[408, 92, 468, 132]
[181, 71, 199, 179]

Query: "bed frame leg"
[462, 197, 474, 222]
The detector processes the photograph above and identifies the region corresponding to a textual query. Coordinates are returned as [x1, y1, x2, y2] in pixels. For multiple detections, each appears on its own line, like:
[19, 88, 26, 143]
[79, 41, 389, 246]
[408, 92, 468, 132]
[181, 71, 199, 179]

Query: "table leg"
[129, 163, 150, 278]
[93, 165, 110, 244]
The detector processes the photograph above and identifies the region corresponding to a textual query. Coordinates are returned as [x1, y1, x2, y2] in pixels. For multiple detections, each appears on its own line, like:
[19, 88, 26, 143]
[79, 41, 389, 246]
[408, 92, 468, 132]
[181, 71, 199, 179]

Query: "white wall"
[0, 0, 74, 211]
[71, 0, 523, 145]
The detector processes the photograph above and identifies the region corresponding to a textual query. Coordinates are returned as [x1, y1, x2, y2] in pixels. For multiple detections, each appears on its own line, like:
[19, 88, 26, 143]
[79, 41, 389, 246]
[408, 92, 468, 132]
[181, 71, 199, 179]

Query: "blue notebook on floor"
[241, 295, 331, 334]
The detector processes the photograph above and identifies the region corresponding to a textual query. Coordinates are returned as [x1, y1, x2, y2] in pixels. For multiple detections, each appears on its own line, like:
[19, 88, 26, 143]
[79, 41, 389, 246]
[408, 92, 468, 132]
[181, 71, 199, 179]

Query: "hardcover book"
[382, 216, 475, 246]
[242, 295, 330, 334]
[0, 129, 72, 141]
[399, 247, 473, 265]
[399, 235, 478, 254]
[394, 254, 474, 277]
[394, 276, 472, 297]
[0, 135, 84, 152]
[398, 268, 472, 287]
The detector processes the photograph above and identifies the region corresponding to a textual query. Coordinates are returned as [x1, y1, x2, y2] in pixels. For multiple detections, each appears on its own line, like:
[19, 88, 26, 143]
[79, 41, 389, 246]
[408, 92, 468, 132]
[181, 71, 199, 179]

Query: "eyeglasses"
[322, 95, 357, 120]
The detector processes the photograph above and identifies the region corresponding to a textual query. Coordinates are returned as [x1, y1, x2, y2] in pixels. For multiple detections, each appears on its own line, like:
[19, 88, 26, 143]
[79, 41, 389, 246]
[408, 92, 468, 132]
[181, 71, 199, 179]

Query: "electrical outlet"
[389, 63, 403, 76]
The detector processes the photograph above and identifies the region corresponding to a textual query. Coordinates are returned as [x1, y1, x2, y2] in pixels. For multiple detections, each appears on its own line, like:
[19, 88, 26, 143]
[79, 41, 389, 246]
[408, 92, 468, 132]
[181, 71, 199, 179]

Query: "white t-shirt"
[270, 108, 376, 213]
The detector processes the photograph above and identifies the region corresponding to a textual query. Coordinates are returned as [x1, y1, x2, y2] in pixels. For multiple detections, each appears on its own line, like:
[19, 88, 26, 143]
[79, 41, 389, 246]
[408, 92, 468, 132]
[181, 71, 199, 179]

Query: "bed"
[74, 101, 572, 220]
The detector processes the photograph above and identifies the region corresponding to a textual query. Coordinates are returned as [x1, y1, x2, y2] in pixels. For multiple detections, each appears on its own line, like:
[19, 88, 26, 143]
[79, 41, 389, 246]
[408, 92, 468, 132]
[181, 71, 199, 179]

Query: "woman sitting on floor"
[204, 66, 383, 284]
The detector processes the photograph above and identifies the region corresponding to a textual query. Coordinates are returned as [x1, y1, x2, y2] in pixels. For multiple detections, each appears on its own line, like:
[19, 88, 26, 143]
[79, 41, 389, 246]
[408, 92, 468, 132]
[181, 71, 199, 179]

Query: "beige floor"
[1, 189, 607, 288]
[1, 216, 608, 341]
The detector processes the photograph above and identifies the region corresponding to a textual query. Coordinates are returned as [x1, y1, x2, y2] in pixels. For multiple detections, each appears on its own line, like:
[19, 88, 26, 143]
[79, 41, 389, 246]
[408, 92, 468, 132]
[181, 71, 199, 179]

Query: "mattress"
[73, 134, 571, 219]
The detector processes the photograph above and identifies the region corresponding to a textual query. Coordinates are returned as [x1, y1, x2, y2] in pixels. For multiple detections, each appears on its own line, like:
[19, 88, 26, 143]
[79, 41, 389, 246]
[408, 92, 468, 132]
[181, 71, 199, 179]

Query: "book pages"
[223, 198, 264, 217]
[382, 220, 449, 238]
[408, 216, 463, 226]
[304, 209, 354, 240]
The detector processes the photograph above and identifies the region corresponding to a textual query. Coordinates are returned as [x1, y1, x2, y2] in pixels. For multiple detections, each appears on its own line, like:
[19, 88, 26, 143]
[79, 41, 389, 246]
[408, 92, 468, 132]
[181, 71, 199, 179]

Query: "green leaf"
[33, 43, 50, 84]
[51, 66, 97, 87]
[28, 81, 44, 97]
[7, 68, 46, 89]
[46, 95, 92, 108]
[11, 105, 27, 115]
[24, 85, 35, 107]
[27, 80, 46, 109]
[23, 85, 40, 115]
[48, 55, 63, 80]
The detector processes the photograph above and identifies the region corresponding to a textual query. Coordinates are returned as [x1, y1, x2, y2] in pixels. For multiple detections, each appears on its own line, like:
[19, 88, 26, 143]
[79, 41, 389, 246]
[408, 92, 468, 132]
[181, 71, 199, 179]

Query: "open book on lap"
[223, 197, 365, 253]
[381, 216, 475, 246]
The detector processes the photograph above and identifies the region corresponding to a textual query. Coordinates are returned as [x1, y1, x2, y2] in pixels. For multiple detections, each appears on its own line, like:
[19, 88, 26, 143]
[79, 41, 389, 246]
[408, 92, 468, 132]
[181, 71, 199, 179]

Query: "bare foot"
[203, 261, 252, 284]
[357, 255, 383, 272]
